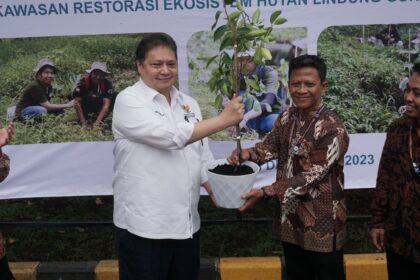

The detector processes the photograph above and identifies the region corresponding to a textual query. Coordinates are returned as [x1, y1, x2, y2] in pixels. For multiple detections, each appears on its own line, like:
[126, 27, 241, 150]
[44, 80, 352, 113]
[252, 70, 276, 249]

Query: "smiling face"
[288, 66, 328, 116]
[90, 69, 107, 84]
[136, 45, 178, 96]
[404, 71, 420, 122]
[37, 66, 56, 86]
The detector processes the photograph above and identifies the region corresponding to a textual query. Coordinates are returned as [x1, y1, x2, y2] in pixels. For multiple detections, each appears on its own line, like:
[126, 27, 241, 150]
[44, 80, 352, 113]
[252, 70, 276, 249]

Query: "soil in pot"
[208, 164, 254, 176]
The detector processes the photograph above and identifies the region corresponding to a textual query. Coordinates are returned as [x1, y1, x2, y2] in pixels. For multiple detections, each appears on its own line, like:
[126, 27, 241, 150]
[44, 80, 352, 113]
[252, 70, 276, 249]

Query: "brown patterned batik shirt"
[248, 105, 349, 253]
[0, 151, 10, 183]
[0, 150, 10, 260]
[371, 117, 420, 263]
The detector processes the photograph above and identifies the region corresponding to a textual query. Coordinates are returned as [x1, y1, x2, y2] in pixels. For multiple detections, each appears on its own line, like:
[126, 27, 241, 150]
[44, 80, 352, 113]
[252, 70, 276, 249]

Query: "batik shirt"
[248, 105, 349, 252]
[0, 151, 10, 259]
[371, 117, 420, 263]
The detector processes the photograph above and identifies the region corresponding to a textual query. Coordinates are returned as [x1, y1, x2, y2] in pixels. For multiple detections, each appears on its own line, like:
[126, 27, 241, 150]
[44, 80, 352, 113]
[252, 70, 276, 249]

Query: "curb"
[9, 253, 388, 280]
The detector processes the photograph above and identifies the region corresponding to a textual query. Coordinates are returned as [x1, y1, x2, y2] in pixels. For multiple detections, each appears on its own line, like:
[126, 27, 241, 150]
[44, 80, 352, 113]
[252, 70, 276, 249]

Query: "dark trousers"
[386, 248, 420, 280]
[0, 255, 15, 280]
[282, 242, 345, 280]
[116, 227, 200, 280]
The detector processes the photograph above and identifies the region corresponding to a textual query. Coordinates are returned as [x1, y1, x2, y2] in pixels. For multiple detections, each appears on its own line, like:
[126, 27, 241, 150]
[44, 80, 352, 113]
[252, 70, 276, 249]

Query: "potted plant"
[205, 0, 287, 208]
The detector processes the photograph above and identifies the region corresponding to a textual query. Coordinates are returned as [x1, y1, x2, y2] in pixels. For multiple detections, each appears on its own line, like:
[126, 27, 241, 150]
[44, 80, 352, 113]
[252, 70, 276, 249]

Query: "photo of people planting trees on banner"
[1, 23, 418, 145]
[0, 35, 140, 145]
[188, 23, 420, 141]
[317, 23, 420, 134]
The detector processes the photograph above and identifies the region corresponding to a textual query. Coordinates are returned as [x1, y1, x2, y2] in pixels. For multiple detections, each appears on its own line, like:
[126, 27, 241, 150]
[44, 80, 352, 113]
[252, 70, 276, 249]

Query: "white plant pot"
[206, 159, 260, 209]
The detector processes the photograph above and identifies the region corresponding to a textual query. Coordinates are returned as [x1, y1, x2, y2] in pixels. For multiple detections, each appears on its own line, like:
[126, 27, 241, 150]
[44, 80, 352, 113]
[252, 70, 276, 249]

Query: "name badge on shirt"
[184, 112, 195, 119]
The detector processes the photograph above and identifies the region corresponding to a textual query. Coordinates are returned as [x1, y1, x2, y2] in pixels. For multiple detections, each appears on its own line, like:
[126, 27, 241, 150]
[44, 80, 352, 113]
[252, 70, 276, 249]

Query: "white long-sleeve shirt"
[112, 79, 213, 239]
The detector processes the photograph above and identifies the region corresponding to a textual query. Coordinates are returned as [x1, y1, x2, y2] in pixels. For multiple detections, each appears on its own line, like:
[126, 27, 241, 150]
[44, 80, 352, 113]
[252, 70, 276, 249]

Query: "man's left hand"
[238, 188, 264, 212]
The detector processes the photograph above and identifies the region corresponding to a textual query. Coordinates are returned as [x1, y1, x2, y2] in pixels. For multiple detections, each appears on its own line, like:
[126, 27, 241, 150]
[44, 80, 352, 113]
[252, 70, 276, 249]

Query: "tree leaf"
[221, 82, 230, 96]
[206, 55, 219, 68]
[253, 47, 263, 64]
[261, 48, 272, 60]
[211, 11, 222, 30]
[244, 29, 267, 39]
[236, 0, 244, 11]
[228, 11, 242, 23]
[247, 78, 259, 91]
[219, 35, 233, 51]
[270, 10, 282, 24]
[214, 25, 228, 41]
[214, 94, 223, 109]
[224, 0, 235, 5]
[274, 18, 287, 25]
[252, 8, 261, 24]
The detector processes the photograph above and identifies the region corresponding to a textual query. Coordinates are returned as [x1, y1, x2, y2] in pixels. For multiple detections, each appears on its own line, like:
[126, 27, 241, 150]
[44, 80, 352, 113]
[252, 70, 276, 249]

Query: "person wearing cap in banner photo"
[72, 62, 116, 130]
[0, 122, 15, 280]
[228, 55, 349, 280]
[370, 62, 420, 280]
[233, 49, 284, 137]
[15, 58, 75, 121]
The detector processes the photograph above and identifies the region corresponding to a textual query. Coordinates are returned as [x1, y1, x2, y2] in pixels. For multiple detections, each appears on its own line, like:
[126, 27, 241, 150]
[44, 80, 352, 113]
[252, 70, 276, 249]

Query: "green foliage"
[207, 2, 287, 107]
[9, 112, 113, 145]
[318, 28, 403, 133]
[0, 35, 137, 101]
[0, 35, 140, 144]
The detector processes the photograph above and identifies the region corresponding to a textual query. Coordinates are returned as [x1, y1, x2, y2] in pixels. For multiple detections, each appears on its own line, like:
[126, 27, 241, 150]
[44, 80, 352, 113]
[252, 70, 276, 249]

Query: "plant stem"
[223, 1, 243, 166]
[235, 124, 243, 164]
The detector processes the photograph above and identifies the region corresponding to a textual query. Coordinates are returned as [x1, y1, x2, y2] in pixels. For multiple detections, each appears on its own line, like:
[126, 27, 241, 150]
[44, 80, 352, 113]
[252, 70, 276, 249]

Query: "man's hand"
[227, 148, 251, 166]
[0, 123, 14, 148]
[219, 96, 244, 127]
[238, 188, 264, 212]
[370, 228, 385, 252]
[0, 232, 5, 259]
[93, 121, 102, 129]
[66, 99, 76, 108]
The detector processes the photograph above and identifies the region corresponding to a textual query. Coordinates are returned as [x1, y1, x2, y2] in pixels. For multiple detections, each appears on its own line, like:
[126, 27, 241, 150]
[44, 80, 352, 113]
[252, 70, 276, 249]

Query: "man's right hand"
[66, 99, 76, 108]
[370, 228, 385, 252]
[0, 123, 13, 148]
[219, 96, 244, 127]
[227, 148, 251, 165]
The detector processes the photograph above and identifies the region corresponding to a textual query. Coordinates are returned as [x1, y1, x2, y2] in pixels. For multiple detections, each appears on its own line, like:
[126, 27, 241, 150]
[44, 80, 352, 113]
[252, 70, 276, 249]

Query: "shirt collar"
[138, 78, 183, 106]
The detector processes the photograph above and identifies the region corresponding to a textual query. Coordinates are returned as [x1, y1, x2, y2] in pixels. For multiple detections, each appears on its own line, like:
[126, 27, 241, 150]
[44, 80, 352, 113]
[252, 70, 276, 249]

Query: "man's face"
[240, 56, 257, 74]
[136, 46, 178, 95]
[90, 69, 106, 84]
[37, 66, 55, 86]
[288, 67, 327, 113]
[404, 71, 420, 120]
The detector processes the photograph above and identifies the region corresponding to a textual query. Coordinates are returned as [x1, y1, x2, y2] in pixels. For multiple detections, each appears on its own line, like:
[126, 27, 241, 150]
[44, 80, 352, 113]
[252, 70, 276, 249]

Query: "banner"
[0, 0, 418, 198]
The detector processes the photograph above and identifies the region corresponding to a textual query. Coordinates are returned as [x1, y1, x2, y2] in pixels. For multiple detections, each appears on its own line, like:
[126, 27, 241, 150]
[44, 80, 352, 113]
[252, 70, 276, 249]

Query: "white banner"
[0, 133, 385, 199]
[0, 0, 416, 199]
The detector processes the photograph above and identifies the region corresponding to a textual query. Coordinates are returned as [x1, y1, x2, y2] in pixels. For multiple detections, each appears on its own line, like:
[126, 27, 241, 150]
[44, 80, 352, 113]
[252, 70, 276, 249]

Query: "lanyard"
[409, 125, 420, 175]
[289, 104, 325, 156]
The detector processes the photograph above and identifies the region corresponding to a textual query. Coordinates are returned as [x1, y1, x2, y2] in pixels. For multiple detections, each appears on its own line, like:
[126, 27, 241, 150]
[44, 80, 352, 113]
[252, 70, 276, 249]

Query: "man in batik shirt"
[370, 63, 420, 280]
[228, 55, 349, 280]
[0, 122, 15, 280]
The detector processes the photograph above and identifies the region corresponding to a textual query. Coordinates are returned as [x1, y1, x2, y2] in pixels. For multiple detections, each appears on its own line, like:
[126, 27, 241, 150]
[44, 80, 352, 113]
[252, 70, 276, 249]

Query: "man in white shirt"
[112, 33, 244, 280]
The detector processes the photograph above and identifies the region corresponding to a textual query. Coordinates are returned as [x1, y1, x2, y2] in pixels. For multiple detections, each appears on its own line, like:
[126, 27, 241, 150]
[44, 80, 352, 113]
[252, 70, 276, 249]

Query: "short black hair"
[412, 63, 420, 75]
[288, 54, 327, 82]
[135, 33, 177, 63]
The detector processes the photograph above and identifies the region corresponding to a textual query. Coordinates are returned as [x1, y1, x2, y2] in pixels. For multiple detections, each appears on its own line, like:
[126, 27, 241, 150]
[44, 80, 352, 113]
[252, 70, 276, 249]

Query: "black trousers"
[282, 242, 345, 280]
[116, 227, 200, 280]
[386, 248, 420, 280]
[0, 255, 15, 280]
